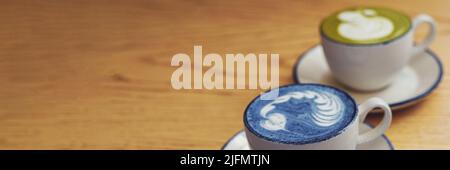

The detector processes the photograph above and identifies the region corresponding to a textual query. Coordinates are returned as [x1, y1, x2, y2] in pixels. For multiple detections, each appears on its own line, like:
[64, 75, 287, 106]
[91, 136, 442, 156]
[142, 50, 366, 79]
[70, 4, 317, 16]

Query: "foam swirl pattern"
[260, 91, 344, 131]
[320, 7, 411, 45]
[337, 9, 393, 41]
[244, 84, 357, 144]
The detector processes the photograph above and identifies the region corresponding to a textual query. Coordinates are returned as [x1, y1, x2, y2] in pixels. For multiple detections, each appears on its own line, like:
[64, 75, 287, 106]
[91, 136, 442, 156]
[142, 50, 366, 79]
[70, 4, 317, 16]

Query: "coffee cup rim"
[243, 83, 358, 145]
[319, 6, 412, 46]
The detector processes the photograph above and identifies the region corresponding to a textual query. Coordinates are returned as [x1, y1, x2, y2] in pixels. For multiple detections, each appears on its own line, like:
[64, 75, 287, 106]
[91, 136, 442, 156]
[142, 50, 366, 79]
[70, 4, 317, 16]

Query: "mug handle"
[411, 14, 437, 57]
[356, 98, 392, 144]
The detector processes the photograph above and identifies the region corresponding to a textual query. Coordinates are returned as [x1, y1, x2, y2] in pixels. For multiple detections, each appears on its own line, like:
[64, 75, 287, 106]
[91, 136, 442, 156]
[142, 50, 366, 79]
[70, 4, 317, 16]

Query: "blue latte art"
[260, 91, 344, 131]
[244, 84, 357, 144]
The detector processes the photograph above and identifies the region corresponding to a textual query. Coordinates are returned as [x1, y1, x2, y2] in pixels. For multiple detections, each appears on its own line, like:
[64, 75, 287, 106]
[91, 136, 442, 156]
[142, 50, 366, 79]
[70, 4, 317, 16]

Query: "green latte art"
[321, 7, 411, 44]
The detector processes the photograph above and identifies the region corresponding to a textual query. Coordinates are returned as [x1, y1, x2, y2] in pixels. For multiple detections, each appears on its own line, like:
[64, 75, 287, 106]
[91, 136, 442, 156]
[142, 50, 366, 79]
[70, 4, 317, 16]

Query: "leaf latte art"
[259, 91, 344, 132]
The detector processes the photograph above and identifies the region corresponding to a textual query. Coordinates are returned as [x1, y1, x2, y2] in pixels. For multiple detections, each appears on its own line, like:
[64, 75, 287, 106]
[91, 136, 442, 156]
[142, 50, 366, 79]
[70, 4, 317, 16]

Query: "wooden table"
[0, 0, 449, 149]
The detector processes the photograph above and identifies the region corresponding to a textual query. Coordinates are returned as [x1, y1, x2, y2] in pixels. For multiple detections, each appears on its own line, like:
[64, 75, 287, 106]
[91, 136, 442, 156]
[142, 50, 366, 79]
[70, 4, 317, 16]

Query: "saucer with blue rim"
[222, 124, 394, 150]
[293, 44, 443, 111]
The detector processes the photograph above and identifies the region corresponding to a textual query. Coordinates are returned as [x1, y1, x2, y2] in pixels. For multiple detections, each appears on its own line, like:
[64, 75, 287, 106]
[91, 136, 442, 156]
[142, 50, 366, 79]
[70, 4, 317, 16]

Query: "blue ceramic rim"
[243, 83, 358, 145]
[221, 123, 395, 150]
[365, 123, 395, 150]
[292, 45, 444, 109]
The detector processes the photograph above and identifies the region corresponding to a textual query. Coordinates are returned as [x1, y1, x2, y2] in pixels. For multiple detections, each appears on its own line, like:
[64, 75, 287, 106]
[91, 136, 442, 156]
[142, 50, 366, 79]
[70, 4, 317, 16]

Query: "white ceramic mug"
[321, 14, 436, 91]
[245, 97, 392, 150]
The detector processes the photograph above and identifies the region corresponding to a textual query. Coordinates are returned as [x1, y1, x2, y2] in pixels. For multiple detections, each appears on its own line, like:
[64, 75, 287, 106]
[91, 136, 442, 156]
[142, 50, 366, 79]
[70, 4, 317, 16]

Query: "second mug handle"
[411, 14, 437, 57]
[356, 98, 392, 144]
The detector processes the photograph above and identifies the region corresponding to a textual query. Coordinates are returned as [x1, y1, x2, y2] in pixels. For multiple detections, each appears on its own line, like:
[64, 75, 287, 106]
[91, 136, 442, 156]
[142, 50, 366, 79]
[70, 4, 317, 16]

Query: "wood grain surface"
[0, 0, 449, 149]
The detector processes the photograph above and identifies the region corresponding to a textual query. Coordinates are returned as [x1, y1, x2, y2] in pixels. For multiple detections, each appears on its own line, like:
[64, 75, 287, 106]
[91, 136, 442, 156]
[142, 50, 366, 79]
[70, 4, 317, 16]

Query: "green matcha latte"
[321, 7, 411, 45]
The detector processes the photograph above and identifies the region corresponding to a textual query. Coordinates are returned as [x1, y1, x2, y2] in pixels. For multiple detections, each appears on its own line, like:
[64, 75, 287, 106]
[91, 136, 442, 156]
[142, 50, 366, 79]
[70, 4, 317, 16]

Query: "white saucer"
[293, 45, 443, 111]
[222, 124, 394, 150]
